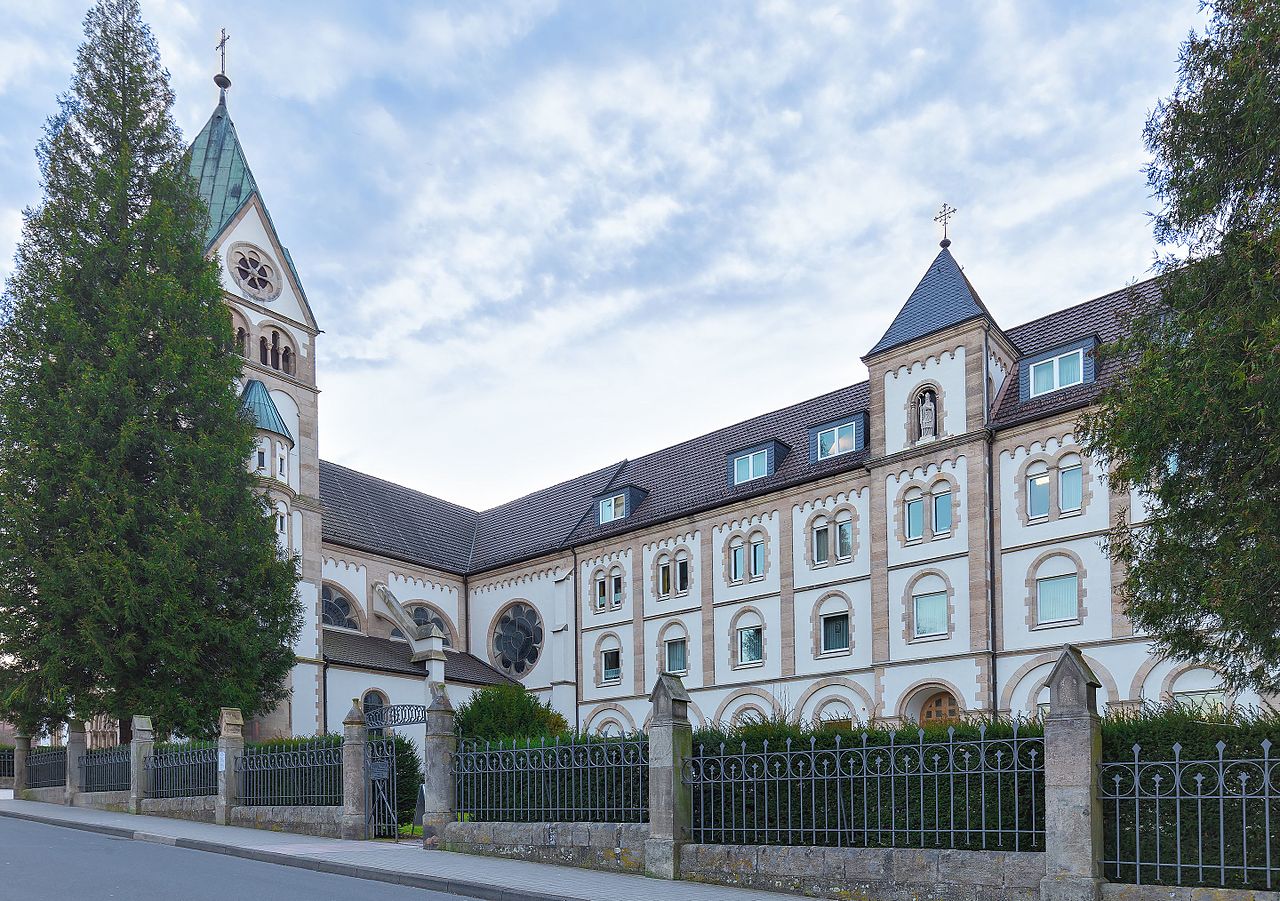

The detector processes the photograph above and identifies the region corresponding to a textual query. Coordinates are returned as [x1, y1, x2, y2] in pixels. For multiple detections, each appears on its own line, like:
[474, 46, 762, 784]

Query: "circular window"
[491, 601, 544, 677]
[228, 242, 281, 301]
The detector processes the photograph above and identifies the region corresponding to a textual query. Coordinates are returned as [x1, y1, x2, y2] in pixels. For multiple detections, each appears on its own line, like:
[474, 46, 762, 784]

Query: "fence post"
[340, 700, 366, 840]
[13, 733, 28, 797]
[421, 679, 456, 849]
[645, 673, 692, 880]
[1041, 644, 1105, 901]
[65, 721, 86, 806]
[214, 707, 242, 825]
[128, 715, 153, 814]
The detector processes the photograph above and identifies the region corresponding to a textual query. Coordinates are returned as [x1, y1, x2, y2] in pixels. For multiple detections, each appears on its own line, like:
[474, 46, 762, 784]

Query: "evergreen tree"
[1082, 0, 1280, 693]
[0, 0, 301, 739]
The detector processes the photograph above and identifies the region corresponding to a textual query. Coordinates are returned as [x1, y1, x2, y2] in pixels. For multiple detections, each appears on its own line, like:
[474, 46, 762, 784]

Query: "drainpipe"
[321, 659, 329, 734]
[571, 546, 580, 734]
[983, 328, 999, 714]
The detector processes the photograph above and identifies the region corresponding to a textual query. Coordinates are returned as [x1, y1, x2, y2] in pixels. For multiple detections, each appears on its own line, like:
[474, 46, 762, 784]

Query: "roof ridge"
[1005, 273, 1162, 340]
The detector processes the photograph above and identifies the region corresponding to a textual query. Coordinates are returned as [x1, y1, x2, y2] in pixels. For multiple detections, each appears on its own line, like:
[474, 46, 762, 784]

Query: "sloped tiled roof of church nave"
[866, 245, 997, 357]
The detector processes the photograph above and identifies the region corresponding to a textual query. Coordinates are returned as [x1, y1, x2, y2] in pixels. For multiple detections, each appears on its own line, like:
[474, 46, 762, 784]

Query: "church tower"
[187, 68, 324, 739]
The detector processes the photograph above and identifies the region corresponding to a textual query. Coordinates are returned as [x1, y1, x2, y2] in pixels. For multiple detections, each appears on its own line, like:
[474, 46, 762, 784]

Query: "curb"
[0, 808, 585, 901]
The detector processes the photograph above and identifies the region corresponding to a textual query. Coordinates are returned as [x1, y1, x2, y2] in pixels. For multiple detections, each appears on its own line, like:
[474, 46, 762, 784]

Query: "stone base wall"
[678, 844, 1046, 901]
[444, 821, 648, 874]
[1103, 884, 1280, 901]
[140, 796, 216, 824]
[72, 790, 130, 812]
[21, 787, 66, 804]
[0, 776, 12, 790]
[229, 805, 342, 838]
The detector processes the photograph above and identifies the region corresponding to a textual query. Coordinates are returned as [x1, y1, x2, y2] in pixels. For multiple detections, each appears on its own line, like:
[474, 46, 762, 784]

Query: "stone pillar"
[128, 715, 154, 814]
[1041, 645, 1105, 901]
[340, 700, 366, 840]
[411, 624, 447, 684]
[13, 734, 29, 796]
[65, 721, 87, 806]
[214, 708, 242, 826]
[645, 673, 692, 880]
[421, 681, 456, 849]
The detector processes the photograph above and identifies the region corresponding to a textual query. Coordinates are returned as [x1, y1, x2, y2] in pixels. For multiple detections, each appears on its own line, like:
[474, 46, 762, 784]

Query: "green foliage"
[0, 0, 301, 738]
[1080, 0, 1280, 693]
[1101, 700, 1280, 761]
[390, 733, 423, 824]
[693, 710, 1041, 752]
[453, 684, 569, 742]
[244, 734, 342, 752]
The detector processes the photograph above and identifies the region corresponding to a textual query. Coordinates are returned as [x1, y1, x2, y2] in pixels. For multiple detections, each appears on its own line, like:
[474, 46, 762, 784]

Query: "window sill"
[817, 647, 852, 658]
[908, 632, 950, 644]
[1059, 508, 1083, 518]
[932, 531, 952, 539]
[812, 561, 830, 570]
[748, 575, 766, 583]
[734, 660, 765, 670]
[1027, 515, 1049, 525]
[599, 680, 622, 688]
[1031, 618, 1081, 631]
[667, 669, 689, 677]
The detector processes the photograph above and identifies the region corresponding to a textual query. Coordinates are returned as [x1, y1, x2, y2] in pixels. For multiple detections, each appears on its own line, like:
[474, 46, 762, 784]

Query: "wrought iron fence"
[1101, 740, 1279, 890]
[0, 746, 13, 779]
[27, 747, 67, 789]
[235, 738, 342, 806]
[80, 744, 131, 793]
[685, 725, 1045, 849]
[365, 737, 399, 838]
[146, 741, 218, 798]
[455, 734, 649, 823]
[365, 704, 428, 732]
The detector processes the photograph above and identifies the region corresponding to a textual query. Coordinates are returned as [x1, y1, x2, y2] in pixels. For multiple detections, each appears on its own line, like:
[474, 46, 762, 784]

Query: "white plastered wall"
[882, 345, 967, 456]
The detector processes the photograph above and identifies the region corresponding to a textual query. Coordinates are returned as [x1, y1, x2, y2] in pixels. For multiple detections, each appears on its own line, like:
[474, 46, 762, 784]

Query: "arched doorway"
[919, 689, 959, 724]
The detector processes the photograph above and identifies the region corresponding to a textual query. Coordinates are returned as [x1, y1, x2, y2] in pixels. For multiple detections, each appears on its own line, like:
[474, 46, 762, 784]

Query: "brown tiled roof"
[321, 629, 515, 686]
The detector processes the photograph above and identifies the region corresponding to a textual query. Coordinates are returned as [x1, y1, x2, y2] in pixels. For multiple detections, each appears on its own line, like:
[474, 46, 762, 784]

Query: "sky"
[0, 1, 1203, 510]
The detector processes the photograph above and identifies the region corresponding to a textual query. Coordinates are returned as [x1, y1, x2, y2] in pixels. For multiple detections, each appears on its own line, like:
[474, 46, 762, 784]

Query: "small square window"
[905, 497, 924, 540]
[256, 450, 267, 470]
[821, 612, 850, 653]
[665, 638, 687, 675]
[933, 491, 952, 534]
[733, 449, 769, 485]
[599, 493, 627, 523]
[601, 649, 621, 684]
[817, 423, 856, 460]
[738, 626, 763, 665]
[675, 558, 690, 594]
[913, 592, 948, 638]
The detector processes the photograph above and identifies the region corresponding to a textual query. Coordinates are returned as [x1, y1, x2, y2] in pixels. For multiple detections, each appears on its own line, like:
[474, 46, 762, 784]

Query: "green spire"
[239, 379, 293, 443]
[187, 96, 258, 250]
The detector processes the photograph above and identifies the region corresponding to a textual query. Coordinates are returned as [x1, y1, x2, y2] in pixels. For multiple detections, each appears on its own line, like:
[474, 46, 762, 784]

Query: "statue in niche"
[918, 389, 937, 440]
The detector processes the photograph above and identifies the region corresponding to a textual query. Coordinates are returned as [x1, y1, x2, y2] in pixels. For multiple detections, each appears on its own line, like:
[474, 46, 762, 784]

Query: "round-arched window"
[229, 243, 281, 301]
[391, 606, 453, 647]
[492, 602, 544, 677]
[322, 584, 359, 630]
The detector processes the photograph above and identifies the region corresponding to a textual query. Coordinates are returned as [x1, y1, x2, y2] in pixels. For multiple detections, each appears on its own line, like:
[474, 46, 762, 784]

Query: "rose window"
[229, 244, 280, 300]
[492, 602, 543, 677]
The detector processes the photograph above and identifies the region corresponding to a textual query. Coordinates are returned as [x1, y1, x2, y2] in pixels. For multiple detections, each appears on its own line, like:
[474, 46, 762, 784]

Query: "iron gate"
[365, 737, 398, 839]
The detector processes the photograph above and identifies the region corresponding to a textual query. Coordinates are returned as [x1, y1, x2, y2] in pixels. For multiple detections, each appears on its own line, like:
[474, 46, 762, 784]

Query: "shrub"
[454, 684, 568, 742]
[390, 733, 423, 824]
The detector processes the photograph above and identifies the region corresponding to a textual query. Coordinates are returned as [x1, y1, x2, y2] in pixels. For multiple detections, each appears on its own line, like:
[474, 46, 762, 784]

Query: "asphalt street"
[0, 816, 470, 900]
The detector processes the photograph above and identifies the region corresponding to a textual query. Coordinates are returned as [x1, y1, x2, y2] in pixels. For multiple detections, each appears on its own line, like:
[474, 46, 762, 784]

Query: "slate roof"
[991, 275, 1160, 429]
[316, 260, 1161, 578]
[322, 629, 515, 686]
[866, 246, 995, 357]
[239, 379, 293, 442]
[319, 461, 479, 574]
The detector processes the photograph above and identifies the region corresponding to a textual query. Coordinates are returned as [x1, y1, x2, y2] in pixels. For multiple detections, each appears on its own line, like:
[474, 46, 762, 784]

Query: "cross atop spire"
[934, 202, 957, 248]
[214, 28, 231, 98]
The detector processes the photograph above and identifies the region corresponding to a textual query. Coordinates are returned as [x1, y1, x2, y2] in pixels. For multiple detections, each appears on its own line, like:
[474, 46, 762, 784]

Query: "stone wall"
[678, 844, 1046, 901]
[444, 821, 648, 874]
[229, 804, 342, 838]
[1102, 885, 1280, 901]
[72, 790, 130, 812]
[140, 796, 216, 824]
[21, 787, 66, 804]
[0, 776, 12, 790]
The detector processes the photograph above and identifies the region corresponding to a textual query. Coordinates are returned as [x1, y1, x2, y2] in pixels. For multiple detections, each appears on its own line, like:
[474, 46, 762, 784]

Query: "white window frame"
[733, 449, 769, 485]
[599, 493, 627, 523]
[812, 520, 830, 566]
[657, 556, 672, 598]
[905, 495, 925, 541]
[835, 516, 854, 561]
[932, 490, 952, 535]
[1027, 468, 1051, 519]
[601, 648, 622, 685]
[610, 570, 624, 609]
[675, 556, 690, 595]
[1035, 573, 1079, 625]
[820, 611, 851, 653]
[912, 591, 948, 639]
[1029, 348, 1085, 398]
[594, 575, 607, 612]
[816, 422, 856, 460]
[1058, 460, 1083, 513]
[749, 535, 766, 580]
[664, 637, 688, 675]
[737, 625, 764, 666]
[729, 540, 746, 583]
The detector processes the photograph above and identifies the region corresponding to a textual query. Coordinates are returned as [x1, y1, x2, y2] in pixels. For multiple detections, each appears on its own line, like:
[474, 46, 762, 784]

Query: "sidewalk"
[0, 799, 784, 901]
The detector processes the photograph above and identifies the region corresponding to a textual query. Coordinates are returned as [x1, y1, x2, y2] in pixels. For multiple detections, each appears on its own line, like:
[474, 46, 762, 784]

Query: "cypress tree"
[0, 0, 300, 739]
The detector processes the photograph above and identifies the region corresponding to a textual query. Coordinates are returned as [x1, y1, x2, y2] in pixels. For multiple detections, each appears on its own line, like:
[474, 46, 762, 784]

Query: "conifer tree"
[0, 0, 300, 739]
[1082, 0, 1280, 693]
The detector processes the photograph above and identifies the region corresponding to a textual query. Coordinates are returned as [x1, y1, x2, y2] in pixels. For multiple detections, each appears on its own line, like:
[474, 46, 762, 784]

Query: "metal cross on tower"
[934, 202, 957, 248]
[214, 28, 232, 93]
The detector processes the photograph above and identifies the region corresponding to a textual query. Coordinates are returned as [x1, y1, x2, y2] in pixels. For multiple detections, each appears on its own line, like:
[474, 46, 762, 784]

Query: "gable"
[213, 196, 316, 332]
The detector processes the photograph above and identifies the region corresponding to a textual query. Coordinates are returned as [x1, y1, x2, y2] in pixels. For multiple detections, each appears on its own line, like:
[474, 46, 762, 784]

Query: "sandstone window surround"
[729, 607, 766, 669]
[810, 591, 854, 659]
[1015, 446, 1095, 525]
[653, 546, 693, 600]
[590, 564, 626, 613]
[723, 527, 771, 586]
[257, 325, 297, 376]
[905, 379, 947, 448]
[657, 619, 690, 676]
[806, 505, 858, 568]
[814, 697, 854, 730]
[901, 569, 956, 644]
[388, 603, 456, 647]
[321, 582, 362, 632]
[228, 242, 283, 302]
[894, 474, 960, 546]
[1024, 549, 1089, 630]
[593, 632, 623, 687]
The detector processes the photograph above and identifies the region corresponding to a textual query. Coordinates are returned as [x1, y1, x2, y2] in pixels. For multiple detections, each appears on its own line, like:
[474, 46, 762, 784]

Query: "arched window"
[270, 331, 281, 370]
[659, 621, 689, 675]
[259, 336, 269, 365]
[904, 487, 925, 541]
[362, 689, 387, 737]
[1026, 460, 1051, 519]
[1058, 453, 1083, 513]
[816, 699, 853, 731]
[916, 388, 938, 440]
[235, 327, 247, 357]
[596, 633, 623, 686]
[731, 609, 765, 668]
[609, 566, 624, 608]
[1030, 552, 1084, 627]
[749, 532, 766, 579]
[281, 346, 294, 375]
[321, 584, 360, 631]
[656, 554, 672, 598]
[728, 536, 746, 583]
[391, 605, 453, 647]
[491, 601, 543, 677]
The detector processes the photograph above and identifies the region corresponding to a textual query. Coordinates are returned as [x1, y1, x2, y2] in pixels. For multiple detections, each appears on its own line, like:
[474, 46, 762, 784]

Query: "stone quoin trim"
[711, 687, 785, 724]
[582, 702, 638, 734]
[895, 677, 970, 720]
[649, 543, 694, 600]
[1023, 548, 1089, 630]
[721, 526, 772, 586]
[794, 676, 878, 721]
[586, 562, 627, 612]
[655, 619, 690, 675]
[591, 631, 624, 688]
[892, 467, 962, 548]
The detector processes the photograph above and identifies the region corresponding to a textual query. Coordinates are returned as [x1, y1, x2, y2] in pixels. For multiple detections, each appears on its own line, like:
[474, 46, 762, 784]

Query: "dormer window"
[734, 449, 768, 485]
[599, 493, 626, 523]
[817, 423, 856, 460]
[1029, 348, 1084, 397]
